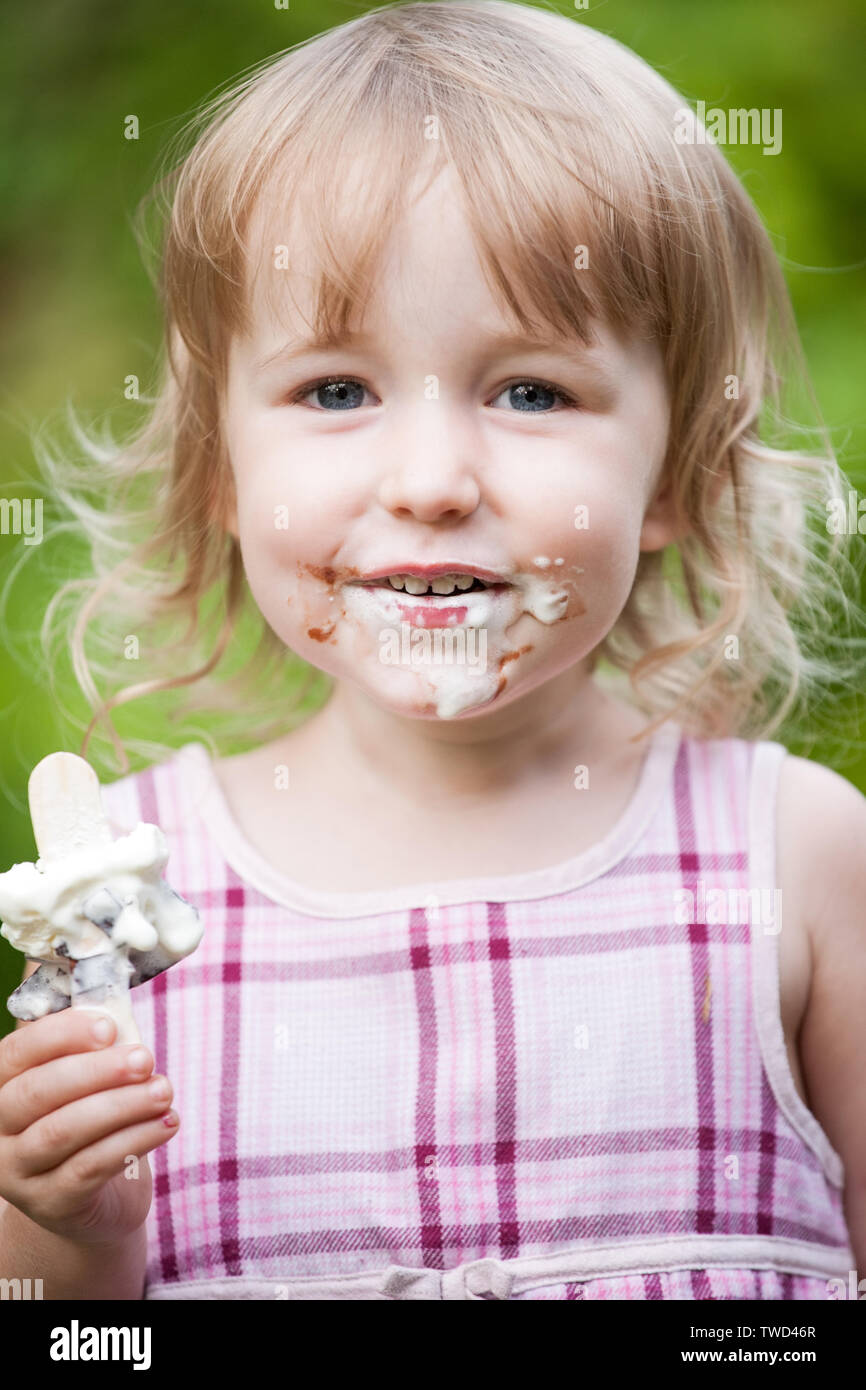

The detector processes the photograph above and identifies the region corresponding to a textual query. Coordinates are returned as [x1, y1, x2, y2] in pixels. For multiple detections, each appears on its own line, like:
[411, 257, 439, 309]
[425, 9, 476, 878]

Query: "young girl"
[1, 0, 865, 1301]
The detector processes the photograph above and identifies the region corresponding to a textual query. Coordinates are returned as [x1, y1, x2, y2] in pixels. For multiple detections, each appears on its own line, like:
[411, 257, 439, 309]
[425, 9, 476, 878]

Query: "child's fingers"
[26, 1112, 180, 1229]
[0, 1008, 118, 1090]
[0, 1043, 154, 1136]
[13, 1079, 175, 1178]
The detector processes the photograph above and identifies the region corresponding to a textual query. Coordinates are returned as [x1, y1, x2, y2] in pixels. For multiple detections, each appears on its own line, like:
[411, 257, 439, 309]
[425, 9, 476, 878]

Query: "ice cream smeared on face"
[333, 558, 583, 718]
[512, 569, 570, 624]
[531, 555, 565, 570]
[0, 752, 202, 1040]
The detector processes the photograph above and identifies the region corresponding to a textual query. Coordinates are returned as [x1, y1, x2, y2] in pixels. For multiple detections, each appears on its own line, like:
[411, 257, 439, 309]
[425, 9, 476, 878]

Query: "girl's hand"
[0, 1007, 179, 1247]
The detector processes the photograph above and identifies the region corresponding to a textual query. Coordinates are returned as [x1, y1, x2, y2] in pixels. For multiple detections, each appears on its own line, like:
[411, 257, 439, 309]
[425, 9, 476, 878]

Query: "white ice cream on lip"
[0, 822, 202, 964]
[342, 562, 577, 718]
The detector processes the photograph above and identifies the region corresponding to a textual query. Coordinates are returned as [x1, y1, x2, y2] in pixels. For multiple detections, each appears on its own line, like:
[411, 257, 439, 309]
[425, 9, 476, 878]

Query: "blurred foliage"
[0, 0, 864, 1022]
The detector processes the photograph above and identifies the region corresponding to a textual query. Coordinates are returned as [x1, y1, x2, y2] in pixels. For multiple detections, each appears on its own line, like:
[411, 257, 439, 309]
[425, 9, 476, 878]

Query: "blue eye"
[490, 381, 577, 412]
[294, 377, 370, 410]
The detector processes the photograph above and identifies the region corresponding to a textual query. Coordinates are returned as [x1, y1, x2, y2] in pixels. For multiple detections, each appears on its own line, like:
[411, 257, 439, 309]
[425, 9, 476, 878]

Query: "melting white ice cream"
[344, 564, 578, 719]
[0, 823, 202, 964]
[1, 750, 203, 1040]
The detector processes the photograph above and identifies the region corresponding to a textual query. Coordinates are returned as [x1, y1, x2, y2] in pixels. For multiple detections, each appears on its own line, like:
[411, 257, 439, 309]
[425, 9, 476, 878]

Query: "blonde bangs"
[163, 4, 678, 367]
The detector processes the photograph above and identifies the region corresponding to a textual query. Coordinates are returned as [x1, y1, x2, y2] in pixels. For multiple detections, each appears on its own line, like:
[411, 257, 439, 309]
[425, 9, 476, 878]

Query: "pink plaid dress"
[99, 719, 855, 1300]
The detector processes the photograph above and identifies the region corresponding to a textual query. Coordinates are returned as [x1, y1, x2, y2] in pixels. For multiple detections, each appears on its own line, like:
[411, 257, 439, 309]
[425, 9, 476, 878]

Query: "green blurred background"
[1, 0, 864, 1028]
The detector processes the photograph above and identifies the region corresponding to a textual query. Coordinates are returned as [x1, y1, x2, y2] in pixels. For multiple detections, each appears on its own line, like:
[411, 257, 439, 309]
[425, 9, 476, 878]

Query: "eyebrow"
[254, 330, 369, 373]
[252, 328, 607, 375]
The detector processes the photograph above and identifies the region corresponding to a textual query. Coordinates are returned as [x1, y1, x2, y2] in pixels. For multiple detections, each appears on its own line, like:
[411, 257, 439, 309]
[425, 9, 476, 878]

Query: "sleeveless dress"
[97, 721, 855, 1300]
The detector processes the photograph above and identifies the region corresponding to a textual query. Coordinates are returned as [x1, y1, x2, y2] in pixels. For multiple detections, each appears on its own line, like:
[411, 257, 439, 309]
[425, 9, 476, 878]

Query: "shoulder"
[776, 752, 866, 1201]
[776, 752, 866, 947]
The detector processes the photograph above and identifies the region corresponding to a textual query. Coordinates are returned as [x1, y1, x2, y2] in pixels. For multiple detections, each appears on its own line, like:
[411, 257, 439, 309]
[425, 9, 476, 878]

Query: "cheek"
[576, 505, 645, 610]
[229, 414, 334, 554]
[525, 466, 647, 628]
[230, 458, 348, 653]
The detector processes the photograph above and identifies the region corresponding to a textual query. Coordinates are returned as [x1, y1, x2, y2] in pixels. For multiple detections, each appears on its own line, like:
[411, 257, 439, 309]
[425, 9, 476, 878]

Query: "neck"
[300, 663, 642, 801]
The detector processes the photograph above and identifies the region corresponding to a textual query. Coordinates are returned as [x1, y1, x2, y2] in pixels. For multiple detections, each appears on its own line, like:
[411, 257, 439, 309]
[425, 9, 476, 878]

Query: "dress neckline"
[177, 719, 683, 919]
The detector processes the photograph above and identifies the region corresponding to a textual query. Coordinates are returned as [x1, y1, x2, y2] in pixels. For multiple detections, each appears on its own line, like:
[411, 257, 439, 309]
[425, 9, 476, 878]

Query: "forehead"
[241, 161, 506, 343]
[234, 156, 652, 373]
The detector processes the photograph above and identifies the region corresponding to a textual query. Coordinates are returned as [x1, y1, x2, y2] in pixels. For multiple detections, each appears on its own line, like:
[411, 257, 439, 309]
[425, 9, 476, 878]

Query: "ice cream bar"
[0, 752, 202, 1044]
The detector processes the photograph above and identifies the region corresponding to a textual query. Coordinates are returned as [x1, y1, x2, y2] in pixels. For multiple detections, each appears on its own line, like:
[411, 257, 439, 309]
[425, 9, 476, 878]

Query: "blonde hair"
[22, 0, 866, 774]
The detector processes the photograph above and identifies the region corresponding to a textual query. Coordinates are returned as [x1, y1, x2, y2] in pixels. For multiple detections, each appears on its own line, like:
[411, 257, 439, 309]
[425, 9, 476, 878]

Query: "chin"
[343, 660, 498, 719]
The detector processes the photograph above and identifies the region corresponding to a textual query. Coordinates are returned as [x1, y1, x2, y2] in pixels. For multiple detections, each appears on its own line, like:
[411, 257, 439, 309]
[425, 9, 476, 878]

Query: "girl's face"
[222, 165, 678, 721]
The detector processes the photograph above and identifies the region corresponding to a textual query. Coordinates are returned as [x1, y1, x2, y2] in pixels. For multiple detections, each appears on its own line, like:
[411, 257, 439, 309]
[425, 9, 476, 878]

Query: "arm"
[0, 1197, 147, 1300]
[778, 755, 866, 1273]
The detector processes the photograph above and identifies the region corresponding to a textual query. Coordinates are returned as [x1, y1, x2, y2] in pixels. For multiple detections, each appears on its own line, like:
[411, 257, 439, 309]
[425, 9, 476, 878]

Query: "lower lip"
[396, 602, 469, 628]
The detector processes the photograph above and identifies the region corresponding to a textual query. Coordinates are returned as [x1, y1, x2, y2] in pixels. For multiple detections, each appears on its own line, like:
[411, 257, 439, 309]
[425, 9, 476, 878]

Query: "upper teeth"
[386, 573, 478, 595]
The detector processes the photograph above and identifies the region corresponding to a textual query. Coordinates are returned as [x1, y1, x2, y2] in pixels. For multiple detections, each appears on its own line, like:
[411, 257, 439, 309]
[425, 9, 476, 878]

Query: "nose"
[377, 402, 481, 523]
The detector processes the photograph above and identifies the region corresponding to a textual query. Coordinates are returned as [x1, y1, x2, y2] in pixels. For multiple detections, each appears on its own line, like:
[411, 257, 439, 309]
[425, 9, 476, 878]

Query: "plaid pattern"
[98, 723, 854, 1300]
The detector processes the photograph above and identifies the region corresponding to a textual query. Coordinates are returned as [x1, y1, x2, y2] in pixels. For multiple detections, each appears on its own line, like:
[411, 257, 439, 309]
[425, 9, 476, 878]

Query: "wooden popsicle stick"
[28, 753, 113, 862]
[27, 752, 142, 1045]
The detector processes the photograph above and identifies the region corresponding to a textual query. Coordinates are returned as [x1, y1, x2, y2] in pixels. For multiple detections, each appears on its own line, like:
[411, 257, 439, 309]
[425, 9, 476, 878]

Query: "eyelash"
[286, 375, 581, 410]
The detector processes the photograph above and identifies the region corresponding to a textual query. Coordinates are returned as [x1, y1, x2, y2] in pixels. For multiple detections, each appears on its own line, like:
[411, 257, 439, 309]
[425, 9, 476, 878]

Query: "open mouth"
[363, 572, 505, 597]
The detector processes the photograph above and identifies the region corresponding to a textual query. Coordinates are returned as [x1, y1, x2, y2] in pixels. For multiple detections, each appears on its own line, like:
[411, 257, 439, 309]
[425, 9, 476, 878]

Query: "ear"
[639, 472, 690, 553]
[640, 459, 731, 552]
